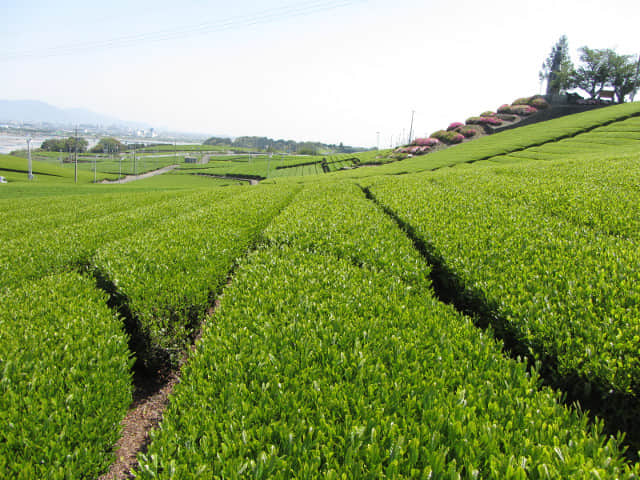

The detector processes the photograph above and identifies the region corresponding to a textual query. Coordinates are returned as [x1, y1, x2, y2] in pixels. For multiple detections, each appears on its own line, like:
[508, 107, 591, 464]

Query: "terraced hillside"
[1, 102, 640, 478]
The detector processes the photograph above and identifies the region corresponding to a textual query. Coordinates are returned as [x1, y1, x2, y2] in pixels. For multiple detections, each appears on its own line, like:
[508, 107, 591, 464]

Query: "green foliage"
[572, 47, 639, 102]
[337, 102, 640, 178]
[137, 183, 638, 478]
[430, 129, 465, 144]
[539, 35, 574, 95]
[40, 136, 88, 153]
[92, 186, 297, 368]
[0, 272, 132, 479]
[90, 137, 123, 153]
[369, 140, 640, 400]
[0, 190, 228, 291]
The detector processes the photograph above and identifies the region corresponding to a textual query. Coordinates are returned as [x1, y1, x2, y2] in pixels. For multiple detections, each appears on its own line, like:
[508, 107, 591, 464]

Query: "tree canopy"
[40, 137, 88, 153]
[90, 137, 123, 154]
[539, 37, 639, 103]
[540, 35, 573, 95]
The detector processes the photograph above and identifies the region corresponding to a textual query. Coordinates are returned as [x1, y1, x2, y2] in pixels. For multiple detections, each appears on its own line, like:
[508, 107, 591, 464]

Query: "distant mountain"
[0, 99, 149, 128]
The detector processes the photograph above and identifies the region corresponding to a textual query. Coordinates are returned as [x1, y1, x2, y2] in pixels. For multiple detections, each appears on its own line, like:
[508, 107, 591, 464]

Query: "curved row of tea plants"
[0, 189, 238, 291]
[0, 272, 132, 479]
[136, 183, 638, 479]
[92, 185, 297, 369]
[368, 152, 640, 403]
[334, 102, 640, 179]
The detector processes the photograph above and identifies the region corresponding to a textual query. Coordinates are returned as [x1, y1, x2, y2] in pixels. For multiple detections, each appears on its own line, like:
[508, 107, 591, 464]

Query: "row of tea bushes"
[369, 153, 640, 400]
[92, 185, 297, 369]
[0, 189, 239, 291]
[136, 184, 637, 478]
[0, 272, 132, 479]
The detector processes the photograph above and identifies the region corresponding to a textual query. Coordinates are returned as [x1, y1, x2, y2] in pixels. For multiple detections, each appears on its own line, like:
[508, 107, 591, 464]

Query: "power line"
[1, 0, 361, 62]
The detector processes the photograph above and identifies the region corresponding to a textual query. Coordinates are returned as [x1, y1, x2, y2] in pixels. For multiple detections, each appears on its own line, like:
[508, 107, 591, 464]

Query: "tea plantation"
[1, 102, 639, 478]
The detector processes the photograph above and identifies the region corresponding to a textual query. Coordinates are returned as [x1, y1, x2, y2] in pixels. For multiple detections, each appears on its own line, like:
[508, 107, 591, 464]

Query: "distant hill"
[0, 99, 148, 128]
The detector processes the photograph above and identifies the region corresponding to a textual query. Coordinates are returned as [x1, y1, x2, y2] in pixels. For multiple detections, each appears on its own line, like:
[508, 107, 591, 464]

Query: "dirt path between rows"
[97, 298, 221, 480]
[100, 165, 179, 184]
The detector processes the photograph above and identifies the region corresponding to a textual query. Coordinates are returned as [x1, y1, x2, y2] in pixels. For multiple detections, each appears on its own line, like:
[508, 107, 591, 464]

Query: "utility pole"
[74, 125, 78, 184]
[26, 138, 33, 180]
[408, 110, 415, 145]
[120, 142, 124, 181]
[134, 143, 137, 176]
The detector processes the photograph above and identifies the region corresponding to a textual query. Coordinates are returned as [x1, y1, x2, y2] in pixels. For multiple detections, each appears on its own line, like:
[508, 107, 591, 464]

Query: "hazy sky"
[2, 0, 639, 146]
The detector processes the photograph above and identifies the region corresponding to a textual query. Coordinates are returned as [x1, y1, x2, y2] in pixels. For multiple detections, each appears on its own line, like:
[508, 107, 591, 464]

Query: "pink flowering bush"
[530, 97, 549, 109]
[513, 96, 532, 106]
[510, 104, 537, 116]
[459, 125, 478, 138]
[466, 116, 503, 126]
[447, 122, 464, 131]
[481, 111, 497, 117]
[431, 130, 464, 144]
[414, 137, 440, 147]
[497, 104, 512, 113]
[497, 113, 517, 121]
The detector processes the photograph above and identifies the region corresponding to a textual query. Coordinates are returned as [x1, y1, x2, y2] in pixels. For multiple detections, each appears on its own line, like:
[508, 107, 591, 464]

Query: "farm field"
[1, 102, 640, 477]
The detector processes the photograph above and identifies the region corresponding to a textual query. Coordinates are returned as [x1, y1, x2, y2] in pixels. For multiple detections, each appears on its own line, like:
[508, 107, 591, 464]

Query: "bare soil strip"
[98, 302, 219, 480]
[98, 370, 179, 480]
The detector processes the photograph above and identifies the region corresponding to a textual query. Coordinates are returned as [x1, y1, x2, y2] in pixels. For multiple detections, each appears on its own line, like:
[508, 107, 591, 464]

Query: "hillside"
[1, 102, 640, 478]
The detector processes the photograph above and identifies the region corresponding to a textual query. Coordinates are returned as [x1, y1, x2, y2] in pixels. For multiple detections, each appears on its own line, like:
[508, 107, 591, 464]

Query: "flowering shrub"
[512, 96, 532, 106]
[481, 111, 497, 117]
[510, 104, 537, 116]
[459, 126, 478, 138]
[414, 137, 440, 147]
[497, 113, 517, 121]
[466, 116, 503, 126]
[447, 122, 464, 131]
[431, 130, 465, 144]
[530, 97, 549, 109]
[498, 104, 512, 113]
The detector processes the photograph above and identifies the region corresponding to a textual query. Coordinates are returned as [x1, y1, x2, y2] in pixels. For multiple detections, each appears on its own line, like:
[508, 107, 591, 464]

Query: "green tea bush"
[0, 273, 132, 479]
[137, 184, 638, 479]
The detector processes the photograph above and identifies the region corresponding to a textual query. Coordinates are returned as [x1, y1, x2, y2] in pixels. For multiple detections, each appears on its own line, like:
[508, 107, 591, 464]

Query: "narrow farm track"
[97, 299, 222, 480]
[99, 164, 179, 184]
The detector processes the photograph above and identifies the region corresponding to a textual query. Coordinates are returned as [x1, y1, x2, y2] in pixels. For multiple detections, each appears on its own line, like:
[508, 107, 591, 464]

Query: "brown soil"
[97, 369, 179, 480]
[98, 302, 220, 479]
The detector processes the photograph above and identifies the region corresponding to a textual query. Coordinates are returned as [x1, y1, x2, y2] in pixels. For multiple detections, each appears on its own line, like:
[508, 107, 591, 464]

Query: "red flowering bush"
[447, 122, 464, 131]
[431, 130, 464, 144]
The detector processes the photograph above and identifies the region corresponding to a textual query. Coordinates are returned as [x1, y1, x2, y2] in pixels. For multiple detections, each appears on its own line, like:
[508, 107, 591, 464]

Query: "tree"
[571, 47, 638, 102]
[608, 51, 638, 103]
[90, 137, 123, 154]
[571, 47, 612, 98]
[539, 35, 574, 95]
[64, 137, 88, 153]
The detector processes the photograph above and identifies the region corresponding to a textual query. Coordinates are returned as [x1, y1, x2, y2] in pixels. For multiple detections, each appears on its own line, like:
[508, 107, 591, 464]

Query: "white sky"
[2, 0, 639, 147]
